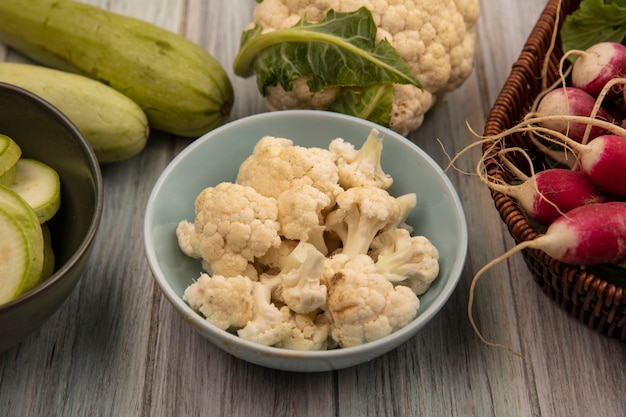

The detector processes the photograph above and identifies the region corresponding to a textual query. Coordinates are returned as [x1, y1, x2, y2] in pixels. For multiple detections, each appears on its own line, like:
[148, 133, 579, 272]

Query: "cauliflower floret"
[176, 182, 281, 277]
[329, 128, 393, 190]
[280, 241, 328, 314]
[255, 238, 299, 272]
[370, 228, 440, 295]
[277, 183, 330, 253]
[390, 193, 417, 232]
[276, 311, 332, 351]
[260, 241, 328, 314]
[236, 135, 342, 205]
[324, 186, 407, 257]
[237, 281, 294, 346]
[183, 274, 255, 330]
[249, 0, 480, 135]
[325, 254, 419, 348]
[322, 252, 351, 283]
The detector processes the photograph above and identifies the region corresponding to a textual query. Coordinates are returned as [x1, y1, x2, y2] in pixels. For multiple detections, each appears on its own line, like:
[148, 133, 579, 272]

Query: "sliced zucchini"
[9, 158, 61, 223]
[41, 222, 55, 281]
[0, 133, 21, 185]
[0, 185, 44, 304]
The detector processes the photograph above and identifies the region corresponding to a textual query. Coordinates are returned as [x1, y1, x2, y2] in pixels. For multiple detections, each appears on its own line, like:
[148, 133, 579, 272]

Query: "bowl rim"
[0, 82, 104, 313]
[144, 109, 468, 360]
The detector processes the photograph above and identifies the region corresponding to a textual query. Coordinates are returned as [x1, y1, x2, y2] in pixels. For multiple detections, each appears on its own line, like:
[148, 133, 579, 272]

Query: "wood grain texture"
[0, 1, 624, 416]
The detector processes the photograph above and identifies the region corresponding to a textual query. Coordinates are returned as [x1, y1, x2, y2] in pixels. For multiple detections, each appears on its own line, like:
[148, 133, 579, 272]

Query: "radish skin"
[495, 128, 626, 198]
[486, 168, 606, 226]
[532, 202, 626, 265]
[536, 87, 613, 142]
[572, 42, 626, 99]
[572, 135, 626, 197]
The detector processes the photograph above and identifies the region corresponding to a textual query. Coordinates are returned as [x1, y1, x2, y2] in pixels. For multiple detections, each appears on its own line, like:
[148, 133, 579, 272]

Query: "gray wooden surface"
[1, 1, 624, 416]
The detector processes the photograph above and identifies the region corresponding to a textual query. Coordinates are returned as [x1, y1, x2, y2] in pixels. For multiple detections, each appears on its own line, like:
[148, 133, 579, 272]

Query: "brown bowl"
[482, 0, 626, 342]
[0, 82, 103, 352]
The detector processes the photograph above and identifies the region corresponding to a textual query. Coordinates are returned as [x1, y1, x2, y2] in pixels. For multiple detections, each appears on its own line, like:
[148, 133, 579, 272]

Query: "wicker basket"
[482, 0, 626, 342]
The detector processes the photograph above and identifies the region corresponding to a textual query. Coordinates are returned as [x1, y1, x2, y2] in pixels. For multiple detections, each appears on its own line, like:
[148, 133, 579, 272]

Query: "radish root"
[497, 148, 530, 181]
[468, 239, 541, 358]
[539, 0, 564, 91]
[447, 113, 626, 174]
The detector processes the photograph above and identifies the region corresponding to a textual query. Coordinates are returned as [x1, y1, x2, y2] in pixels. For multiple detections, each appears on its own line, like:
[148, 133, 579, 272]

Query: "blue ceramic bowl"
[144, 110, 467, 372]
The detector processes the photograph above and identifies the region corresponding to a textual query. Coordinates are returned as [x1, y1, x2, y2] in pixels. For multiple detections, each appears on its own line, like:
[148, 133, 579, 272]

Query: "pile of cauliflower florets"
[176, 129, 440, 350]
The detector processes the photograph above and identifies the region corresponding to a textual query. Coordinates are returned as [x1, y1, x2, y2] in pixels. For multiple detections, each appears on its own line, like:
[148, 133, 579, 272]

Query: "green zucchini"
[0, 62, 149, 163]
[0, 0, 234, 137]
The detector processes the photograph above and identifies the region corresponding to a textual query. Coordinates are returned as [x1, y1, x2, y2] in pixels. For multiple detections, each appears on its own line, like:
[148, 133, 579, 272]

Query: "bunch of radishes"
[463, 39, 626, 355]
[479, 41, 626, 268]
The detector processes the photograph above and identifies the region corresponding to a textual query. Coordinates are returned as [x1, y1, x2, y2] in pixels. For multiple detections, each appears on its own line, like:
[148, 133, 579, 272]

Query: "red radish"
[562, 134, 626, 197]
[468, 202, 626, 277]
[503, 202, 626, 265]
[468, 201, 626, 354]
[485, 167, 606, 226]
[532, 202, 626, 265]
[536, 87, 614, 142]
[572, 42, 626, 99]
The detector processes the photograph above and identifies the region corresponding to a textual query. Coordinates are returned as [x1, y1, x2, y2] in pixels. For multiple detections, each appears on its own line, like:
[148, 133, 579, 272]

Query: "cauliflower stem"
[329, 128, 393, 190]
[277, 241, 327, 314]
[325, 186, 407, 257]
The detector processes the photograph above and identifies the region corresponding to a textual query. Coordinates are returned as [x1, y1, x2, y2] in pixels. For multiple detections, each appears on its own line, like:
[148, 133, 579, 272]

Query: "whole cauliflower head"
[251, 0, 480, 135]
